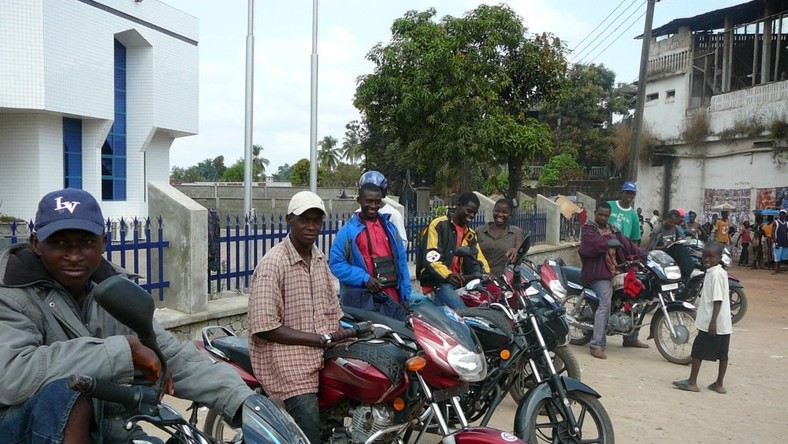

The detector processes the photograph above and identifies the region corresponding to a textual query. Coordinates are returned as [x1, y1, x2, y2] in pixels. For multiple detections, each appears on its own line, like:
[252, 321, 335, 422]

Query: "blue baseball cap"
[34, 188, 105, 241]
[621, 181, 637, 192]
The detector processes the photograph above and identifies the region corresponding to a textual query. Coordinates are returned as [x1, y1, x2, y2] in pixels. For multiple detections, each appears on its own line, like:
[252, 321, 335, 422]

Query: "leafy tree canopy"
[354, 4, 567, 197]
[538, 153, 583, 186]
[291, 158, 326, 186]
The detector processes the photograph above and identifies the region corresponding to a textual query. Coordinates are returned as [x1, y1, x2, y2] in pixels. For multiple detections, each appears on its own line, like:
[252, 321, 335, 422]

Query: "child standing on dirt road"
[673, 241, 732, 394]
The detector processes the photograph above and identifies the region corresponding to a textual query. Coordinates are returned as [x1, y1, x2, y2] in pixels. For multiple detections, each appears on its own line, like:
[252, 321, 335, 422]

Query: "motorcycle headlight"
[447, 345, 487, 382]
[664, 265, 682, 280]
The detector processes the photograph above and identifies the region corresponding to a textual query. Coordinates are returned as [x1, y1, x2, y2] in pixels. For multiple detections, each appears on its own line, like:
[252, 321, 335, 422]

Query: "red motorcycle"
[198, 302, 524, 444]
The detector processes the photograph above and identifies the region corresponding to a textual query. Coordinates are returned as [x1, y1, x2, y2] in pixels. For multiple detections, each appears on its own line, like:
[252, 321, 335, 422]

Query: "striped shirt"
[248, 236, 342, 400]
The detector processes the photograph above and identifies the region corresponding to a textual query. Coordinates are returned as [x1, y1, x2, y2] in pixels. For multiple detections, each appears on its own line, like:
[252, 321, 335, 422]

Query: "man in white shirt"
[357, 171, 408, 249]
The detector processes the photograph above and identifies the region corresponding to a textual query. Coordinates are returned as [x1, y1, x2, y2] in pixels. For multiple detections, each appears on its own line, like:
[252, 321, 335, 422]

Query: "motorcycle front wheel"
[652, 309, 697, 365]
[730, 287, 748, 324]
[521, 391, 614, 444]
[204, 409, 240, 442]
[509, 346, 581, 404]
[563, 295, 592, 346]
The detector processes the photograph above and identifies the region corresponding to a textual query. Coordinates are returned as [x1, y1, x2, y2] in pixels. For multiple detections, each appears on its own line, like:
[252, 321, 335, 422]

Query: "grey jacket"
[0, 243, 253, 442]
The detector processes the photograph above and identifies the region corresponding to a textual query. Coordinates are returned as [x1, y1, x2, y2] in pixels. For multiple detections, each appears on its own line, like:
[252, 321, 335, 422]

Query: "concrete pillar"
[762, 6, 773, 84]
[416, 187, 431, 213]
[536, 194, 561, 246]
[722, 16, 733, 92]
[148, 181, 208, 314]
[576, 191, 596, 215]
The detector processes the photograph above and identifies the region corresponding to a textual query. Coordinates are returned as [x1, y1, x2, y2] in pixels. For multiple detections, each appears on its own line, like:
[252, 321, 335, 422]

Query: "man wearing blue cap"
[0, 188, 253, 443]
[606, 181, 649, 349]
[608, 182, 642, 244]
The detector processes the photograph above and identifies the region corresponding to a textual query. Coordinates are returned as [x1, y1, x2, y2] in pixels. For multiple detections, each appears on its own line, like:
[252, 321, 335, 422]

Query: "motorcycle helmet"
[358, 170, 388, 197]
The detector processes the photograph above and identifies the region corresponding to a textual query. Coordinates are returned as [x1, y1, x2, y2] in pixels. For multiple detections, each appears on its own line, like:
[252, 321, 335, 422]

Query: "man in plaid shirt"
[249, 191, 356, 444]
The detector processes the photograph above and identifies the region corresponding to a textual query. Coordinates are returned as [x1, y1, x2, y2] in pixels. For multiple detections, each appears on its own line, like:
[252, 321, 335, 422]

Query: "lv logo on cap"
[54, 196, 81, 213]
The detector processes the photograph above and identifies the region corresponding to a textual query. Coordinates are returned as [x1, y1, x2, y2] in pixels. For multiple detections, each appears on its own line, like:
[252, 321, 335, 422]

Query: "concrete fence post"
[148, 181, 208, 313]
[475, 192, 496, 226]
[576, 191, 596, 215]
[536, 194, 561, 246]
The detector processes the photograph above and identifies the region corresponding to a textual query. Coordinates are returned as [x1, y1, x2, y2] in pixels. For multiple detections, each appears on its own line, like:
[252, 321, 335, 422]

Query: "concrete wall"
[536, 194, 560, 246]
[149, 181, 208, 313]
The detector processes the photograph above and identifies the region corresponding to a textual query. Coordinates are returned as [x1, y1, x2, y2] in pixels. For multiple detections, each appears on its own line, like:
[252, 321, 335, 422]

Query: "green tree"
[323, 162, 364, 188]
[538, 153, 583, 186]
[542, 63, 632, 170]
[252, 144, 270, 180]
[354, 5, 566, 197]
[170, 165, 205, 183]
[220, 158, 245, 182]
[318, 136, 341, 172]
[291, 158, 326, 186]
[272, 163, 294, 182]
[341, 121, 365, 165]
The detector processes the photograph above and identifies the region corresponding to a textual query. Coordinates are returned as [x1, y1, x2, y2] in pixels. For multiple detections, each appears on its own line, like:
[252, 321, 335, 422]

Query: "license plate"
[661, 282, 679, 291]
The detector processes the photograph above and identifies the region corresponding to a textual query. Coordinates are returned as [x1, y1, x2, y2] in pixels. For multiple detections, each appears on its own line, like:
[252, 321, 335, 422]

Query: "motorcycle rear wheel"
[730, 287, 748, 324]
[520, 391, 614, 444]
[509, 346, 581, 404]
[652, 309, 697, 365]
[563, 295, 592, 346]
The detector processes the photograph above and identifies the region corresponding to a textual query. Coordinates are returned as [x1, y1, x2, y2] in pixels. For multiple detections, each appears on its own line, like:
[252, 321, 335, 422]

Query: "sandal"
[707, 383, 727, 394]
[672, 379, 699, 392]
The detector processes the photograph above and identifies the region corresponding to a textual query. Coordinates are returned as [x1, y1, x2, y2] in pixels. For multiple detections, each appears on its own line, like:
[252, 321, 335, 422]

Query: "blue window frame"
[102, 39, 127, 200]
[63, 118, 82, 189]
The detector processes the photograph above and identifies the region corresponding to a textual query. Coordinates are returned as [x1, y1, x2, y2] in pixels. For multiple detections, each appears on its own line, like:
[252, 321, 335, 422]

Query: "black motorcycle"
[561, 249, 698, 365]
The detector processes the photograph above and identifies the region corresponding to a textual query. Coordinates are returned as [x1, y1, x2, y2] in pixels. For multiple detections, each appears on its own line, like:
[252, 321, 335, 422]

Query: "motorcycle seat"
[562, 265, 582, 288]
[211, 335, 254, 375]
[342, 306, 414, 340]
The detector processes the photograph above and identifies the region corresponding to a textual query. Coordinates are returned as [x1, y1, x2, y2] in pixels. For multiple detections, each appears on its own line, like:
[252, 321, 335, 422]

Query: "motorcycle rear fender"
[439, 426, 524, 444]
[513, 377, 600, 439]
[727, 278, 743, 289]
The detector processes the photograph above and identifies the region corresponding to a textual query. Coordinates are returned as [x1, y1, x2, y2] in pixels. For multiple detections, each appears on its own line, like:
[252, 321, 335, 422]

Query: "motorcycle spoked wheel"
[730, 287, 748, 324]
[203, 408, 240, 442]
[522, 391, 614, 444]
[652, 309, 697, 365]
[563, 295, 592, 346]
[509, 347, 581, 404]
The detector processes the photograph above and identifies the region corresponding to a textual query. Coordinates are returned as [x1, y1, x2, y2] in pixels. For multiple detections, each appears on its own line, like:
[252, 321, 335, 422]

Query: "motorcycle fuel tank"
[440, 426, 524, 444]
[319, 340, 409, 408]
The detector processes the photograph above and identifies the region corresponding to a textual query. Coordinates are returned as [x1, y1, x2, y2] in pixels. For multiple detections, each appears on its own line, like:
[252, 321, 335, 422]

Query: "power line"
[572, 0, 641, 63]
[576, 1, 646, 65]
[571, 0, 629, 52]
[583, 8, 647, 65]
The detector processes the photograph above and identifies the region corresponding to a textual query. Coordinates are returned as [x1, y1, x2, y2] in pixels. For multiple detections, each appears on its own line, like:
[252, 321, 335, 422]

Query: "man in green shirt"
[607, 181, 642, 243]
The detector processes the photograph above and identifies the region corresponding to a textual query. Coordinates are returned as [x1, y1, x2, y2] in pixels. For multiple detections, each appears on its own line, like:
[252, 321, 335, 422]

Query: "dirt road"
[149, 266, 788, 443]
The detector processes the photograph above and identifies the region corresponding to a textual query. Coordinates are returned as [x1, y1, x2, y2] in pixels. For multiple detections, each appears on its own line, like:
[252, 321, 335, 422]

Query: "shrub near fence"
[3, 218, 170, 300]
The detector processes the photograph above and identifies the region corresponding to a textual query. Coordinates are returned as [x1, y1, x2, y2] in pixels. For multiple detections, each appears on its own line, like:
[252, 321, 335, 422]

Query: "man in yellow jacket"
[417, 192, 490, 309]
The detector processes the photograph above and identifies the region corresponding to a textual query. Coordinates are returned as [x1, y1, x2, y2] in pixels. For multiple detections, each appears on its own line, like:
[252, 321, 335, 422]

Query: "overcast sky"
[162, 0, 742, 172]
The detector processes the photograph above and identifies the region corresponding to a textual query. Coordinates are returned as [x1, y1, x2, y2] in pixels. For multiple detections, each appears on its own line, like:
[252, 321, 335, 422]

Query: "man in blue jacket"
[330, 183, 411, 318]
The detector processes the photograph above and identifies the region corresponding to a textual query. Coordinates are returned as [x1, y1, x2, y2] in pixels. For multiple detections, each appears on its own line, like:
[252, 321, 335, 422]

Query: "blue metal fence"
[3, 218, 170, 299]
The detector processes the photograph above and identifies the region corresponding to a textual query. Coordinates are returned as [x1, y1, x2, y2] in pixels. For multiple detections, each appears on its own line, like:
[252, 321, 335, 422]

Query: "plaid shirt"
[248, 236, 342, 400]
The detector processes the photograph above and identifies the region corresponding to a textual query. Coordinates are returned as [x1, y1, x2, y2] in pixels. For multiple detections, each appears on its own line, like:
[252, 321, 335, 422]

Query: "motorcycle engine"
[609, 312, 632, 332]
[350, 404, 394, 443]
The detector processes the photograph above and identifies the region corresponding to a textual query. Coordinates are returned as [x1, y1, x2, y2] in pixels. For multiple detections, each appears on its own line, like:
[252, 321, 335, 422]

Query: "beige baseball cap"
[287, 191, 326, 215]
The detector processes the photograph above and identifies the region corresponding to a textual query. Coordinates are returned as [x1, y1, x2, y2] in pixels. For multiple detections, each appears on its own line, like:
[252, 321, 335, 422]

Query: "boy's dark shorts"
[0, 379, 81, 444]
[691, 330, 730, 361]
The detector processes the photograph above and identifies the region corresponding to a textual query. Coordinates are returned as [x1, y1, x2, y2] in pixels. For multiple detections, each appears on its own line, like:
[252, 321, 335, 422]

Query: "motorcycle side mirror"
[512, 233, 532, 265]
[93, 275, 156, 345]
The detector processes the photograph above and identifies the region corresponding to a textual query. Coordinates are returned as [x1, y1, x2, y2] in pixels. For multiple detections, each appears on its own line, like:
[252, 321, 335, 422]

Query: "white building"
[0, 0, 198, 222]
[636, 0, 788, 226]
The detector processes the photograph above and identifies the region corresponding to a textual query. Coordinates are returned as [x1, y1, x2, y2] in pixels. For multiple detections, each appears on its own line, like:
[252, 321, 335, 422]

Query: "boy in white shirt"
[673, 241, 732, 394]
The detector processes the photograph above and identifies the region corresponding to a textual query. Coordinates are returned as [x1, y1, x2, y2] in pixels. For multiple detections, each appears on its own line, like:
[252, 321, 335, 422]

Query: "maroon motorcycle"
[197, 302, 524, 444]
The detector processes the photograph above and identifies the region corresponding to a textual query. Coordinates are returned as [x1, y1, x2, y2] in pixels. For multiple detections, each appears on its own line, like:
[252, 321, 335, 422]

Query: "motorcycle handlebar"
[68, 374, 158, 409]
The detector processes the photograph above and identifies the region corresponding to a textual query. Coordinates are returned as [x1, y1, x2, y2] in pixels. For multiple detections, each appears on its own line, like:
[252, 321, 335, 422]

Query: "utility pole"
[243, 0, 255, 218]
[309, 0, 319, 192]
[629, 0, 657, 182]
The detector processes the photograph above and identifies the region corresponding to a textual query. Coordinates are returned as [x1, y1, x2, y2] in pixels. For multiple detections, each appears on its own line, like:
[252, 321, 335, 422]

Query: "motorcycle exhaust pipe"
[564, 314, 593, 331]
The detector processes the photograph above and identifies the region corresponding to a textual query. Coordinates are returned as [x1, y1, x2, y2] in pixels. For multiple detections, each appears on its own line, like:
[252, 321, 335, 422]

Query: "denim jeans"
[433, 283, 467, 310]
[0, 379, 81, 444]
[588, 280, 613, 350]
[284, 393, 320, 444]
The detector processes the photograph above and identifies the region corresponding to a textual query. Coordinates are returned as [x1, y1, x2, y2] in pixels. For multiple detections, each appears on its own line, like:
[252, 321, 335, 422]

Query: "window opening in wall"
[646, 92, 659, 102]
[666, 90, 676, 101]
[102, 39, 127, 201]
[63, 118, 83, 189]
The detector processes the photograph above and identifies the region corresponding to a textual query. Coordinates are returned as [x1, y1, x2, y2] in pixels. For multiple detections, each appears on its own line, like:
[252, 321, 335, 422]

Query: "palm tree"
[252, 144, 270, 181]
[318, 136, 341, 172]
[341, 121, 364, 165]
